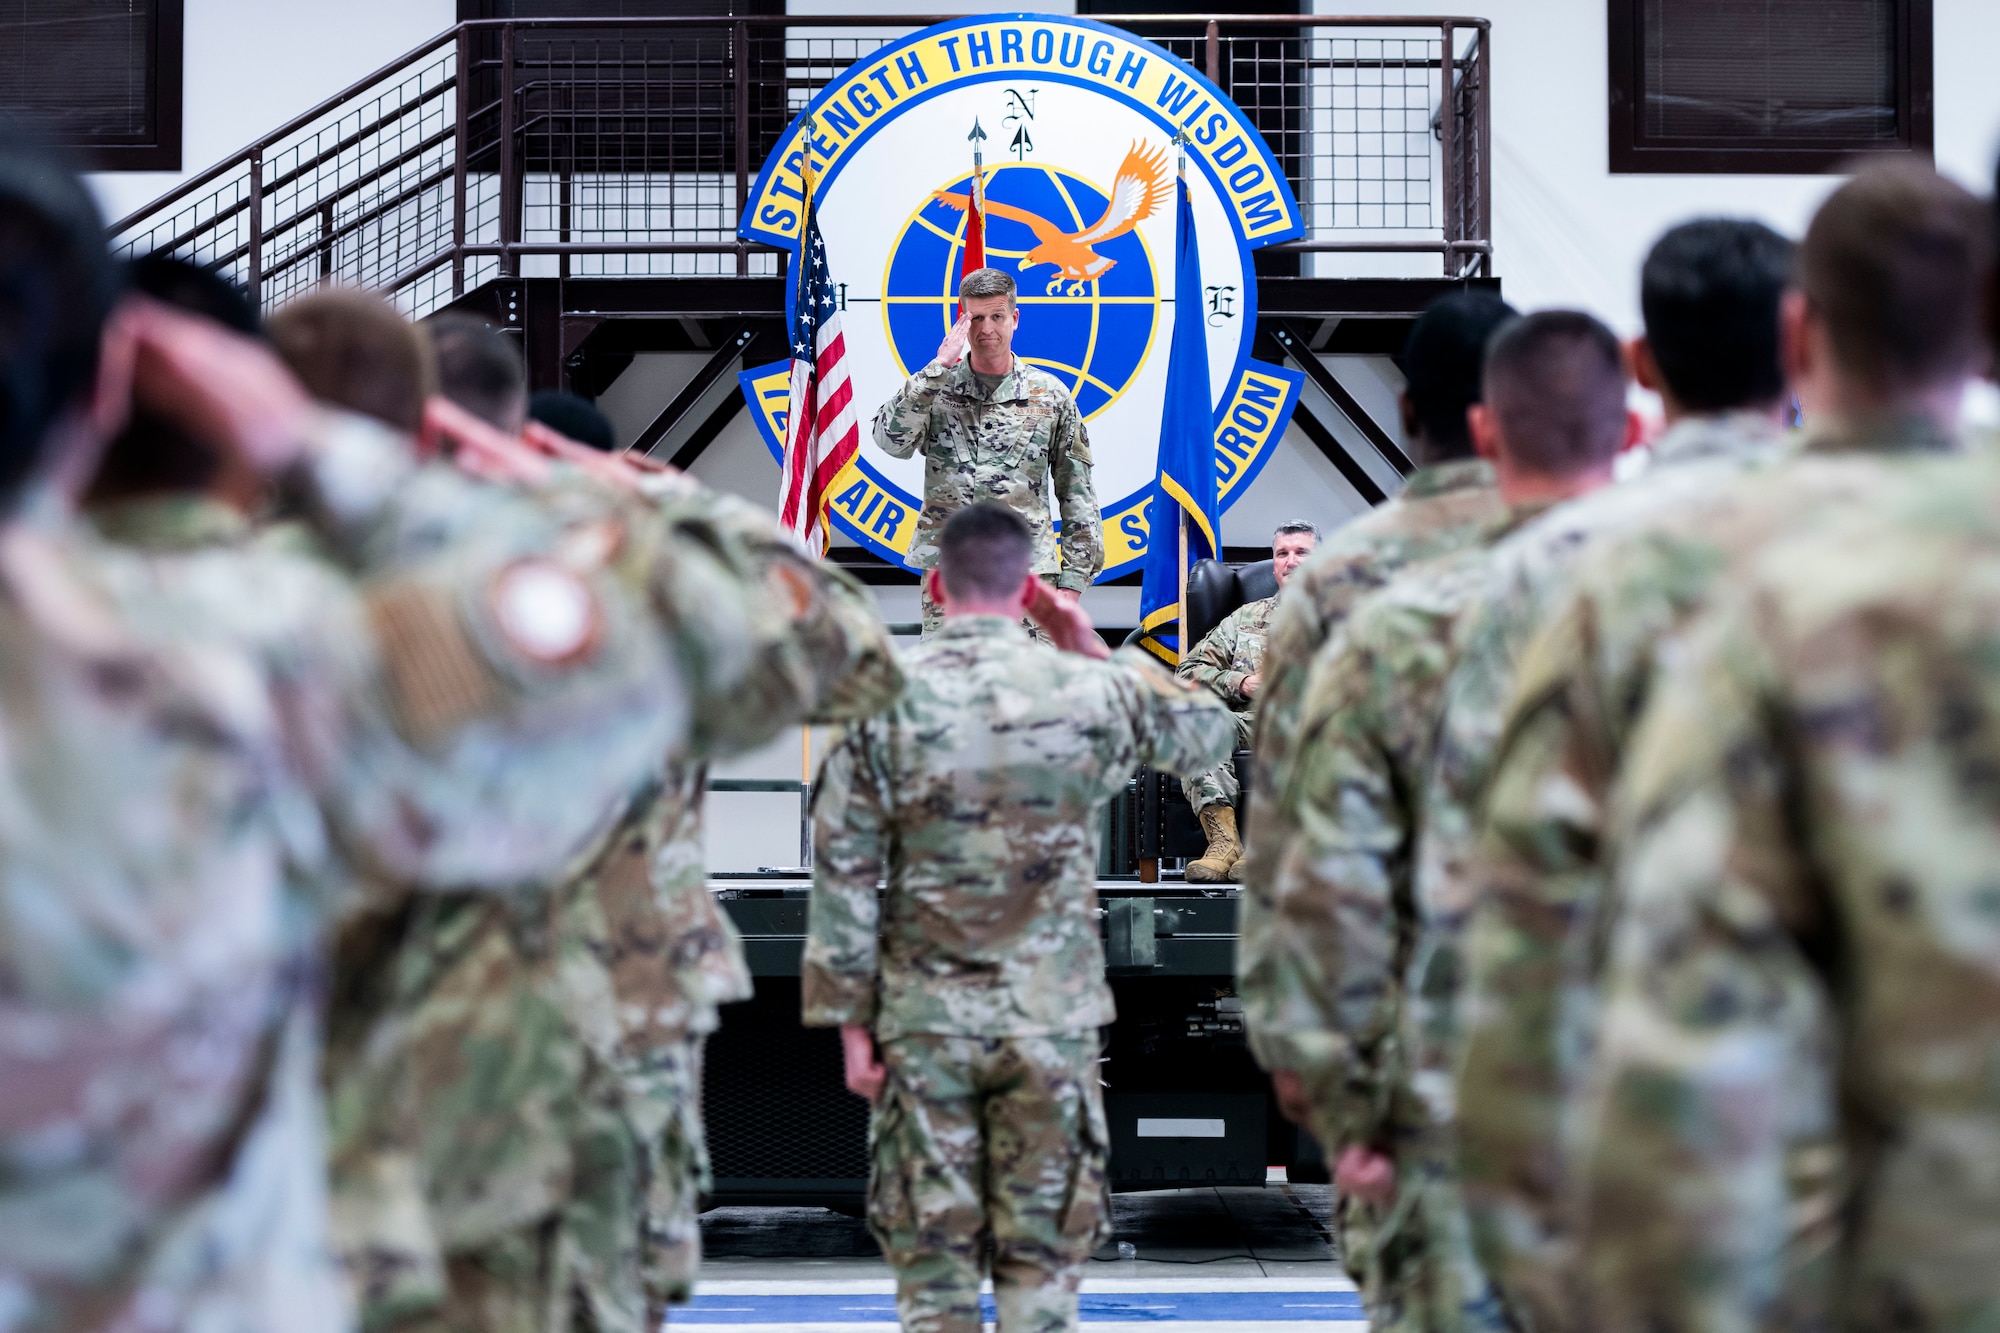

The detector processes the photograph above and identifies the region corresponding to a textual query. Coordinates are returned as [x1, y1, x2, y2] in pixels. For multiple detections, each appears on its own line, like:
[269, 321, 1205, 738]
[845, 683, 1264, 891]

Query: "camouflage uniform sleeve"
[1449, 591, 1617, 1311]
[1049, 396, 1102, 592]
[277, 410, 429, 563]
[665, 488, 905, 725]
[1235, 583, 1330, 1083]
[1239, 623, 1404, 1149]
[1106, 645, 1240, 780]
[643, 498, 855, 756]
[802, 719, 893, 1027]
[1177, 605, 1250, 706]
[790, 556, 905, 723]
[871, 363, 949, 460]
[1573, 597, 1837, 1333]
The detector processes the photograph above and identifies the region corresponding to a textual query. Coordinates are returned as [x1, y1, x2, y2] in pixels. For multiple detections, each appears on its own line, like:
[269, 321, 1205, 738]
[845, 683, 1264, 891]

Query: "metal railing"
[110, 14, 1490, 317]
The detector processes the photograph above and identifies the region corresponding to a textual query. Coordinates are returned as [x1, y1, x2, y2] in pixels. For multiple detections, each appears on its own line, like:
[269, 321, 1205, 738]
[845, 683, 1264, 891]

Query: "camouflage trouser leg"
[388, 1220, 570, 1333]
[919, 579, 1056, 643]
[870, 1033, 1111, 1333]
[616, 1037, 708, 1310]
[560, 1059, 649, 1333]
[1179, 711, 1253, 812]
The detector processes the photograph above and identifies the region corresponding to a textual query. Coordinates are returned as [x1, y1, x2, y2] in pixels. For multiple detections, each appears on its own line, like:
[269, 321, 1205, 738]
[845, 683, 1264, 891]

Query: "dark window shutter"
[0, 0, 182, 169]
[1609, 0, 1930, 173]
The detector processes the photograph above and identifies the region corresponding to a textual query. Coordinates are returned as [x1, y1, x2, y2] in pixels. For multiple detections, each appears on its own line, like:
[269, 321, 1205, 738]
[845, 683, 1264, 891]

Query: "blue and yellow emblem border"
[736, 13, 1305, 579]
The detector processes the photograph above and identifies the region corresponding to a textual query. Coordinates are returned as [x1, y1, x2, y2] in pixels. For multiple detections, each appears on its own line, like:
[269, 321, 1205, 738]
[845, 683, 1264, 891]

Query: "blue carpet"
[678, 1291, 1364, 1322]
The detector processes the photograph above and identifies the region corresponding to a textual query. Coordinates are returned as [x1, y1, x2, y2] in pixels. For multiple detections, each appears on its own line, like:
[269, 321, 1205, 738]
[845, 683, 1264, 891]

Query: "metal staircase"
[110, 13, 1497, 478]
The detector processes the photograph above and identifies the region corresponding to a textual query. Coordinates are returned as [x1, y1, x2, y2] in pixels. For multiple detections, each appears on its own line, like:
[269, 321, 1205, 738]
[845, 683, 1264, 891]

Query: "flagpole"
[1172, 128, 1190, 664]
[1176, 512, 1189, 664]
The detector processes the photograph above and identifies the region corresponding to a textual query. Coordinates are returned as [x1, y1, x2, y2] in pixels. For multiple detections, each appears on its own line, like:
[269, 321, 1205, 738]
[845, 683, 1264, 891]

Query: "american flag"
[777, 210, 858, 555]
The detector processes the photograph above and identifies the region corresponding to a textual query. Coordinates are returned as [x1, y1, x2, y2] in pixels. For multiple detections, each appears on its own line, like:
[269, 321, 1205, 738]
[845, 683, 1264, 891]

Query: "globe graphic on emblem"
[883, 163, 1158, 421]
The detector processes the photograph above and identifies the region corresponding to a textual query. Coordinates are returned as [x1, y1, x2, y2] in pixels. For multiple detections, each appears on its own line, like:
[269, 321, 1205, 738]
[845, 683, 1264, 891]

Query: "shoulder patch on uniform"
[489, 558, 603, 666]
[367, 582, 503, 744]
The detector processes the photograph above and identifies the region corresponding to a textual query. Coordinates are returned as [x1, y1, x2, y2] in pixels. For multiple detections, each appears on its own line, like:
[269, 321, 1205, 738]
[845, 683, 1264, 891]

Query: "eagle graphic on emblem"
[932, 141, 1171, 295]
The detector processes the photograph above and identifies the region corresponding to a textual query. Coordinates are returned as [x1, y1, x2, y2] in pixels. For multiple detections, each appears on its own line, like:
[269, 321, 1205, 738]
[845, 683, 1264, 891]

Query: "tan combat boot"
[1185, 805, 1241, 883]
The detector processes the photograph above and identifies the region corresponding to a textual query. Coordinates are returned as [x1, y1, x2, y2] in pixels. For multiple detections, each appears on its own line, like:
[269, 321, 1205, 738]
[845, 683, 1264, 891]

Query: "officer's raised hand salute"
[873, 268, 1102, 636]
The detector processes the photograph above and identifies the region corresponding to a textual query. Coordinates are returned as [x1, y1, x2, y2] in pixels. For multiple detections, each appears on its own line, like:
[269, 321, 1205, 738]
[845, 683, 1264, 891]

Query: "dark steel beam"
[1255, 276, 1501, 319]
[523, 279, 564, 392]
[634, 325, 755, 459]
[664, 384, 748, 473]
[1270, 321, 1414, 476]
[1288, 399, 1389, 508]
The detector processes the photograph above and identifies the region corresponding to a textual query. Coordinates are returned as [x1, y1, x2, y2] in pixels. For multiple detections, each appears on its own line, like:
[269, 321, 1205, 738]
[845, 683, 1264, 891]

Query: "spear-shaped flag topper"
[960, 119, 988, 296]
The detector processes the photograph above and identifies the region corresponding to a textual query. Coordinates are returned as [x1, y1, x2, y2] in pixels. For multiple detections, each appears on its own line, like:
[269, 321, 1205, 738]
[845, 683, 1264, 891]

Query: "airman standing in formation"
[872, 268, 1102, 635]
[549, 462, 905, 1329]
[0, 140, 810, 1333]
[1175, 519, 1319, 882]
[1237, 291, 1515, 1145]
[1405, 219, 1794, 1328]
[804, 503, 1236, 1333]
[1240, 311, 1629, 1331]
[1450, 163, 1994, 1332]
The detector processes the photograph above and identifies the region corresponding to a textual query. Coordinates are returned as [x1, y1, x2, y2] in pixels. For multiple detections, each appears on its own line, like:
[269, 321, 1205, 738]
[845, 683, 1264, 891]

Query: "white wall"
[87, 0, 457, 225]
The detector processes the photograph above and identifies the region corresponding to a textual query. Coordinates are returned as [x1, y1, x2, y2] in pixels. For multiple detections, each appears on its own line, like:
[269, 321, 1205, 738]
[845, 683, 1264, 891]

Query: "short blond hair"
[268, 289, 436, 433]
[959, 267, 1017, 307]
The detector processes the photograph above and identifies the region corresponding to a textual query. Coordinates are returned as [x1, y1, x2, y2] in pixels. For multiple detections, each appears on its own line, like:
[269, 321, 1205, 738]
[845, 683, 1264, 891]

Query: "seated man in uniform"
[1178, 520, 1320, 882]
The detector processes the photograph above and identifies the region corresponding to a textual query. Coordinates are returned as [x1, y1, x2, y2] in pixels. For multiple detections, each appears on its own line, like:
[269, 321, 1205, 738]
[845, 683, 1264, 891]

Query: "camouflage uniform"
[872, 355, 1101, 634]
[804, 619, 1237, 1332]
[1237, 458, 1501, 1076]
[1451, 418, 1961, 1332]
[0, 511, 357, 1333]
[308, 450, 823, 1333]
[549, 475, 904, 1326]
[1241, 505, 1543, 1333]
[3, 405, 705, 1333]
[1398, 418, 1782, 1324]
[1576, 447, 2000, 1331]
[1175, 594, 1272, 812]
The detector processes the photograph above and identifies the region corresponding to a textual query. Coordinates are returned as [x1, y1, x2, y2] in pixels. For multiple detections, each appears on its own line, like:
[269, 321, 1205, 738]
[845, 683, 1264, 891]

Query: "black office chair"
[1121, 557, 1278, 652]
[1183, 557, 1278, 649]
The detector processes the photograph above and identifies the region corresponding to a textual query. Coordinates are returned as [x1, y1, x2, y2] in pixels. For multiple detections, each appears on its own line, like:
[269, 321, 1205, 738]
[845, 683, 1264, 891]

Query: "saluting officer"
[873, 268, 1102, 635]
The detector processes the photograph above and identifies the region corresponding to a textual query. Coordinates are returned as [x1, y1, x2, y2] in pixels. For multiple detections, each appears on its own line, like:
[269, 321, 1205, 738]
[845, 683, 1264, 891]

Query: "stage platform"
[686, 1183, 1360, 1331]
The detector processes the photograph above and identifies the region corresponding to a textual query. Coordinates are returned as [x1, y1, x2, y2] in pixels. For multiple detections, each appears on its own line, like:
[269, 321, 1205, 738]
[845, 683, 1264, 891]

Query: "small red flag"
[961, 165, 985, 277]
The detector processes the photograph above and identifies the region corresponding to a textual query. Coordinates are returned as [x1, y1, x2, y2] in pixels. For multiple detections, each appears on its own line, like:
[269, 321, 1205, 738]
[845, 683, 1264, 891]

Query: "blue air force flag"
[1137, 172, 1219, 663]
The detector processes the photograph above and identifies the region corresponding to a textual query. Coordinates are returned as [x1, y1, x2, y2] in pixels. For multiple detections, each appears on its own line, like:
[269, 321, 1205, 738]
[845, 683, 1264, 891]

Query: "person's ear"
[1467, 402, 1502, 463]
[1627, 336, 1664, 395]
[1397, 389, 1420, 441]
[1779, 289, 1813, 397]
[924, 567, 948, 610]
[1624, 406, 1646, 451]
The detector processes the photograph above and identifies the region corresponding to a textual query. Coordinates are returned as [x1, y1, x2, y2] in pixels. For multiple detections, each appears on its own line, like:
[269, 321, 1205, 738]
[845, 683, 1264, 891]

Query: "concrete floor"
[678, 1184, 1363, 1329]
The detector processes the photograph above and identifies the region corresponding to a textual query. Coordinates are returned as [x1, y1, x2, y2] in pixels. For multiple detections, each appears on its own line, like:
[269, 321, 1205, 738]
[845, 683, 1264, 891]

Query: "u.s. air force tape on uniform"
[366, 557, 610, 746]
[367, 579, 504, 745]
